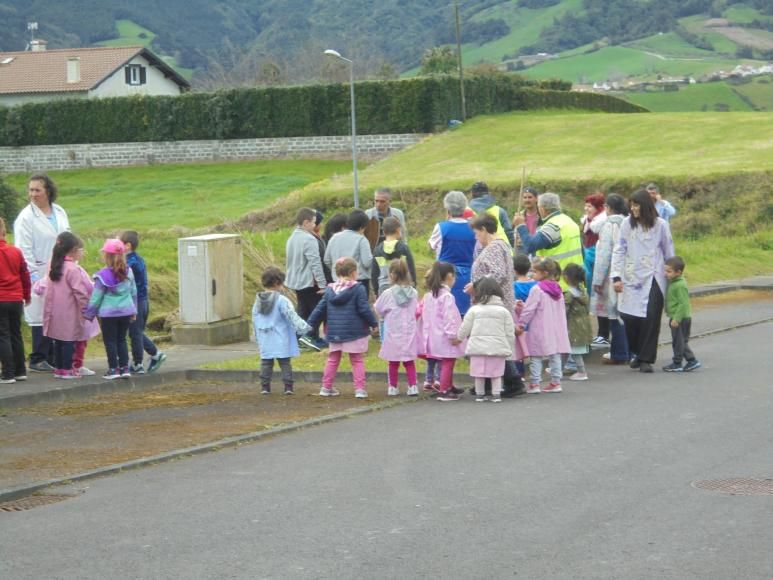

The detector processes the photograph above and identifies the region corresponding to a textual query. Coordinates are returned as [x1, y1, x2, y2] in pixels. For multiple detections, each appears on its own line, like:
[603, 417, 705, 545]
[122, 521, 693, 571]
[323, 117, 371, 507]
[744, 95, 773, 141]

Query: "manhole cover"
[0, 494, 75, 512]
[692, 478, 773, 496]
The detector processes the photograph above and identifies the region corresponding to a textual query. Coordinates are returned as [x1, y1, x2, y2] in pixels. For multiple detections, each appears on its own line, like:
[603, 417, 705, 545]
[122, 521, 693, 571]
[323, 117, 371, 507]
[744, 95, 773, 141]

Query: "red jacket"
[0, 240, 31, 302]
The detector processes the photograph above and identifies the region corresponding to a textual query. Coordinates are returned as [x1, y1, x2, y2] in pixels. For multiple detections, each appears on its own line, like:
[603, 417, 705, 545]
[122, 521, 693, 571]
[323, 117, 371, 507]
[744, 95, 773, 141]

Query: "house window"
[125, 64, 147, 86]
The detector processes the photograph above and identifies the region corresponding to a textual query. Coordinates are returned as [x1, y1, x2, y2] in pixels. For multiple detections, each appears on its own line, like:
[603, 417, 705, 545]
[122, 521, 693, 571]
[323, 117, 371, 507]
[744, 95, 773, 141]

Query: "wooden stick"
[517, 166, 526, 212]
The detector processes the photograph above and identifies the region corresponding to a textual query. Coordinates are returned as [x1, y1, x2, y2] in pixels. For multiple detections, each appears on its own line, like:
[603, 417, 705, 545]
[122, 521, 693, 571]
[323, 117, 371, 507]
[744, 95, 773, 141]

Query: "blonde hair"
[105, 251, 129, 281]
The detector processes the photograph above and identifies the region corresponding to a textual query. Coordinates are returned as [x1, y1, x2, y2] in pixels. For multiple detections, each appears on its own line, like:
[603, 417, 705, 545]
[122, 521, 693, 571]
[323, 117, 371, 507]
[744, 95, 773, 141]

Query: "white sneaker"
[475, 395, 487, 402]
[355, 389, 368, 399]
[387, 386, 399, 396]
[602, 352, 611, 360]
[77, 366, 96, 376]
[406, 385, 419, 397]
[526, 383, 542, 394]
[319, 387, 340, 397]
[569, 372, 588, 381]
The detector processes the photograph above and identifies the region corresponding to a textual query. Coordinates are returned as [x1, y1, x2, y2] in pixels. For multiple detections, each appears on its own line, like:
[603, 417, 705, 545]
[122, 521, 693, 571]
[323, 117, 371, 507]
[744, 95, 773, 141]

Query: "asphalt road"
[1, 322, 771, 579]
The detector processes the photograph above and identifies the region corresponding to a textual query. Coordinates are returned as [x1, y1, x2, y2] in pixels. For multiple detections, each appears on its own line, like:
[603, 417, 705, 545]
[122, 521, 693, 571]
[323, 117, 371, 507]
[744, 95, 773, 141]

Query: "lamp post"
[324, 49, 359, 208]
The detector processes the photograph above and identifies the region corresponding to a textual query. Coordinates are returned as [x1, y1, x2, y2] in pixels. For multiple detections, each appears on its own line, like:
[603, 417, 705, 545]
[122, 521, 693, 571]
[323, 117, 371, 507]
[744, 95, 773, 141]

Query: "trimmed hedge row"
[0, 76, 645, 146]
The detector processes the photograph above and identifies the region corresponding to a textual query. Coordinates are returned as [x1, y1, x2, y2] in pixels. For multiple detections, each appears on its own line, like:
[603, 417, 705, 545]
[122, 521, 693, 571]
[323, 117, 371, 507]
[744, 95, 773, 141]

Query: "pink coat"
[517, 283, 571, 357]
[37, 260, 100, 342]
[513, 301, 530, 360]
[416, 286, 466, 359]
[374, 285, 419, 362]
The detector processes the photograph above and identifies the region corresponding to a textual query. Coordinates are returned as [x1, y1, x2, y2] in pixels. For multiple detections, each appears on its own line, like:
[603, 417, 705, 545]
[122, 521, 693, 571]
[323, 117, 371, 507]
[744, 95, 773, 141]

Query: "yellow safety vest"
[536, 212, 583, 290]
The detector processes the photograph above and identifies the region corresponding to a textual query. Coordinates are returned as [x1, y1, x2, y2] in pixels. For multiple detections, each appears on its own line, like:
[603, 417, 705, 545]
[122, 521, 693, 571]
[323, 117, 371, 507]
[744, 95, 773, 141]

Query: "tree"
[420, 46, 457, 75]
[0, 176, 19, 225]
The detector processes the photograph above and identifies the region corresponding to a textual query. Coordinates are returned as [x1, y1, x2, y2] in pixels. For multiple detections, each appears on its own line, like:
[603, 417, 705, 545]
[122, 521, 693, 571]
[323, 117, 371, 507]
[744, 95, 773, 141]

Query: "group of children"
[254, 244, 700, 400]
[0, 227, 166, 383]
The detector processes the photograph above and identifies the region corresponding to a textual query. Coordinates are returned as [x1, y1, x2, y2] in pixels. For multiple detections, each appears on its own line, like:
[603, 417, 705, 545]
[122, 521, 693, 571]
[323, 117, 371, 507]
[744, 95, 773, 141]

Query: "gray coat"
[324, 229, 373, 282]
[285, 227, 327, 290]
[365, 206, 408, 242]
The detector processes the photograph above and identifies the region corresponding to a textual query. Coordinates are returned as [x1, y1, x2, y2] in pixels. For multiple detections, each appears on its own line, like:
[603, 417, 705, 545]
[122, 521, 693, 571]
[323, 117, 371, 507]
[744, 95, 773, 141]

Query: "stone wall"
[0, 134, 426, 173]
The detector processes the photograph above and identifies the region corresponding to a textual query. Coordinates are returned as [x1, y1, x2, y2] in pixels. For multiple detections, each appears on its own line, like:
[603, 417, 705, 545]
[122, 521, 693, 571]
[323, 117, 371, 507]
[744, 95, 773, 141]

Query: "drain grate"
[692, 478, 773, 496]
[0, 494, 74, 512]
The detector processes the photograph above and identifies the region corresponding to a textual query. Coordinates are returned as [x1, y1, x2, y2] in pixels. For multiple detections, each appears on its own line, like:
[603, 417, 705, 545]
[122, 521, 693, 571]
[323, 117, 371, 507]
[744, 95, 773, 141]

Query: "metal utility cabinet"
[172, 233, 249, 345]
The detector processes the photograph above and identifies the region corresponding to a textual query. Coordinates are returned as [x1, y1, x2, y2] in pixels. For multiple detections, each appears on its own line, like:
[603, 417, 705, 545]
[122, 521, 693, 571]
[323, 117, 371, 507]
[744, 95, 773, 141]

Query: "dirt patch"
[710, 26, 773, 50]
[0, 381, 402, 490]
[692, 289, 773, 308]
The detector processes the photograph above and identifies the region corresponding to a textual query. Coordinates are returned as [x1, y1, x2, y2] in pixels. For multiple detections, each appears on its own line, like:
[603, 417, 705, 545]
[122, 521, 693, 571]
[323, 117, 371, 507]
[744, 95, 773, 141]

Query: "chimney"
[67, 57, 81, 83]
[30, 39, 47, 52]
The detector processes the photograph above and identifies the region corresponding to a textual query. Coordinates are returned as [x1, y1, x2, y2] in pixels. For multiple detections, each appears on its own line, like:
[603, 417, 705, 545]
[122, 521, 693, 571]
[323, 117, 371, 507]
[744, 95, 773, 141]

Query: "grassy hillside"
[622, 82, 754, 112]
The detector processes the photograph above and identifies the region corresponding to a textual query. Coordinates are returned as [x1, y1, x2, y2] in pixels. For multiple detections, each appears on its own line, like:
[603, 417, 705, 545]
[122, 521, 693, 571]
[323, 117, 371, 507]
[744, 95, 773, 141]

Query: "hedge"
[0, 75, 645, 146]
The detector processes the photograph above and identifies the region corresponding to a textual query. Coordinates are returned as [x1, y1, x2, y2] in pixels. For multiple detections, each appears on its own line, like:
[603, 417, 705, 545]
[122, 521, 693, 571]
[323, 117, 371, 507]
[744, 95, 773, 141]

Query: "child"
[84, 239, 137, 380]
[456, 277, 514, 402]
[418, 270, 440, 392]
[374, 259, 419, 396]
[307, 257, 379, 398]
[371, 217, 417, 297]
[416, 261, 466, 401]
[121, 230, 166, 374]
[252, 267, 311, 394]
[0, 218, 31, 384]
[512, 254, 536, 301]
[517, 258, 571, 393]
[663, 256, 701, 372]
[562, 263, 593, 381]
[37, 232, 100, 379]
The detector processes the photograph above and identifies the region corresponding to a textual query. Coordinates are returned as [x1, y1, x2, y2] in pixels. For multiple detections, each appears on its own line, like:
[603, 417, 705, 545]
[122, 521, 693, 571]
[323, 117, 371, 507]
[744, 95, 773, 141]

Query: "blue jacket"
[252, 291, 310, 359]
[126, 252, 148, 302]
[307, 283, 378, 343]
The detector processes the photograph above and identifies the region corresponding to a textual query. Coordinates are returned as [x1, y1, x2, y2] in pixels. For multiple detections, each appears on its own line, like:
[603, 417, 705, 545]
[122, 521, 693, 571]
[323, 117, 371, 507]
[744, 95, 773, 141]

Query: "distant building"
[0, 44, 190, 107]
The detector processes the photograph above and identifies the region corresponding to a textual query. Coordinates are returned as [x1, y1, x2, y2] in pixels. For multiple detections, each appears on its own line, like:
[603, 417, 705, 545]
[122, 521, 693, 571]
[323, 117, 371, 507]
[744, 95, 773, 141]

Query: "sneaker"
[475, 394, 488, 402]
[602, 352, 611, 360]
[683, 360, 702, 372]
[130, 364, 145, 375]
[639, 362, 654, 374]
[147, 352, 167, 374]
[53, 369, 65, 379]
[103, 368, 121, 380]
[662, 362, 684, 373]
[603, 358, 628, 366]
[30, 361, 54, 372]
[298, 335, 321, 351]
[0, 378, 15, 384]
[261, 386, 271, 394]
[312, 337, 329, 350]
[77, 366, 96, 376]
[591, 336, 611, 348]
[355, 389, 368, 399]
[422, 381, 435, 392]
[387, 386, 399, 396]
[569, 372, 588, 381]
[407, 385, 419, 397]
[437, 391, 460, 401]
[119, 366, 131, 378]
[58, 369, 81, 380]
[543, 382, 563, 393]
[448, 386, 465, 396]
[491, 396, 502, 403]
[629, 357, 641, 369]
[526, 383, 542, 394]
[13, 375, 27, 381]
[283, 386, 294, 395]
[319, 387, 340, 397]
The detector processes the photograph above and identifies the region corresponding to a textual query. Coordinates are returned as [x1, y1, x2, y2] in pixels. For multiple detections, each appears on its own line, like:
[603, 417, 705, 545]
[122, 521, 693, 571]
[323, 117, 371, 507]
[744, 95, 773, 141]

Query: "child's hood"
[94, 267, 128, 289]
[256, 291, 278, 315]
[328, 281, 360, 305]
[391, 285, 417, 307]
[538, 280, 563, 301]
[381, 239, 401, 256]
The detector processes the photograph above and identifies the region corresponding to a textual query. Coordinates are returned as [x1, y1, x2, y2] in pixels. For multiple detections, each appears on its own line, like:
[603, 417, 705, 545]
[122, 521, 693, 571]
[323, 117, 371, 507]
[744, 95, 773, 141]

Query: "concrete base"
[172, 318, 250, 346]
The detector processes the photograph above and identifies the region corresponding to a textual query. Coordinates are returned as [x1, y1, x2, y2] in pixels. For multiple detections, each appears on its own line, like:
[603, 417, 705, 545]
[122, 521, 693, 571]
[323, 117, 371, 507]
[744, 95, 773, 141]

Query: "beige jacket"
[457, 296, 515, 358]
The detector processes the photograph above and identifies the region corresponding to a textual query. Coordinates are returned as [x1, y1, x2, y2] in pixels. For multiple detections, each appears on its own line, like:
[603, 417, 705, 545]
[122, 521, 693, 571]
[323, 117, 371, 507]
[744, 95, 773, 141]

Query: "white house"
[0, 45, 190, 107]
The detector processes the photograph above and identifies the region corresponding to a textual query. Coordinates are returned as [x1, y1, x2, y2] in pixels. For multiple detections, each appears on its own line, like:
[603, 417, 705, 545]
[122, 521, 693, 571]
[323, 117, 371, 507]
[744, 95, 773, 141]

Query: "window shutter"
[139, 67, 146, 85]
[125, 67, 131, 84]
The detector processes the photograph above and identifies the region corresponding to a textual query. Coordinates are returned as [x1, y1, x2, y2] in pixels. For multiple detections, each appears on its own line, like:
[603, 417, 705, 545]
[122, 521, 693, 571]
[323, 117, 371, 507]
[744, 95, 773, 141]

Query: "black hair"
[323, 213, 347, 242]
[629, 189, 658, 230]
[29, 174, 58, 204]
[471, 214, 497, 235]
[346, 209, 370, 231]
[605, 193, 628, 216]
[562, 263, 585, 289]
[513, 253, 532, 276]
[473, 277, 503, 305]
[261, 266, 286, 288]
[120, 230, 140, 251]
[470, 181, 489, 198]
[665, 256, 685, 272]
[426, 261, 455, 297]
[49, 232, 83, 282]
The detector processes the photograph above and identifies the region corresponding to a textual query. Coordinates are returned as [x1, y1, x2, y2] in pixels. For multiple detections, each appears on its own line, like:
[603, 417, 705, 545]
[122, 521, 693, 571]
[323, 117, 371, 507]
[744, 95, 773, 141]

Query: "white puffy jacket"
[457, 296, 515, 358]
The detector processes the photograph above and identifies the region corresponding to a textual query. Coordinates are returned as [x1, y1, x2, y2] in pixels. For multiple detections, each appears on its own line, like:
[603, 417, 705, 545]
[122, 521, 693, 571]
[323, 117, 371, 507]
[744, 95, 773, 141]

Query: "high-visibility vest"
[536, 212, 583, 290]
[484, 206, 511, 247]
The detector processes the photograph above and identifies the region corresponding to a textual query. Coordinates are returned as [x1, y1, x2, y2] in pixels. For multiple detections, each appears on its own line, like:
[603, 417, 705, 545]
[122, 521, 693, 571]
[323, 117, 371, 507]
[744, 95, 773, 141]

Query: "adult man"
[514, 186, 541, 254]
[285, 208, 328, 350]
[468, 181, 513, 247]
[513, 192, 583, 290]
[646, 183, 676, 222]
[365, 187, 408, 245]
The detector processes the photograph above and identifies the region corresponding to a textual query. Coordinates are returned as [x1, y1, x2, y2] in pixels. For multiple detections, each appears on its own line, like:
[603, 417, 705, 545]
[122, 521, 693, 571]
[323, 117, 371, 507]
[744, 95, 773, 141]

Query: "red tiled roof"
[0, 46, 188, 95]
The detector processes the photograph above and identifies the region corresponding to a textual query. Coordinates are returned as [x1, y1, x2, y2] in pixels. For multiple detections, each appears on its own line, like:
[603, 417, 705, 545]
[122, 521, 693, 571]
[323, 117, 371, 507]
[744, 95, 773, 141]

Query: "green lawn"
[733, 77, 773, 111]
[723, 3, 773, 25]
[625, 33, 717, 58]
[623, 82, 754, 112]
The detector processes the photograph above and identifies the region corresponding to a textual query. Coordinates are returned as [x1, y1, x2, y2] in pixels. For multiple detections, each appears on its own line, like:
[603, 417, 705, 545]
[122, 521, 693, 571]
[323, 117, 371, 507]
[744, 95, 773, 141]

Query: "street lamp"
[324, 49, 359, 208]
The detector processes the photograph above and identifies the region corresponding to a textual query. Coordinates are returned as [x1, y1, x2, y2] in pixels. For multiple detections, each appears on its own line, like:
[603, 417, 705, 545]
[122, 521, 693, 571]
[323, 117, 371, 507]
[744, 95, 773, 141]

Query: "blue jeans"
[128, 299, 158, 365]
[609, 318, 630, 362]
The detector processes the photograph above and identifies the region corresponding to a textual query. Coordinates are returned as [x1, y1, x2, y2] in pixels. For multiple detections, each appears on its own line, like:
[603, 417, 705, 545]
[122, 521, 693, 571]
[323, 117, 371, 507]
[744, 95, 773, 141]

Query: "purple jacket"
[84, 267, 137, 320]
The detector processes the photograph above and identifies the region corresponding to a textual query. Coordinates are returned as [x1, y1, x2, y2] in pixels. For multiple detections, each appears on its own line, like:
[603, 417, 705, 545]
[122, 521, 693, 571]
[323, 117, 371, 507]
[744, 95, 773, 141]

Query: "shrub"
[0, 175, 20, 224]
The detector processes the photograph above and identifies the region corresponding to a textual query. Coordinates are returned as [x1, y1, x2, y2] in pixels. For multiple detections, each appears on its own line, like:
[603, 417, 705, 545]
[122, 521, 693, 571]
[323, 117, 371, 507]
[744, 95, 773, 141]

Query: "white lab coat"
[13, 202, 70, 325]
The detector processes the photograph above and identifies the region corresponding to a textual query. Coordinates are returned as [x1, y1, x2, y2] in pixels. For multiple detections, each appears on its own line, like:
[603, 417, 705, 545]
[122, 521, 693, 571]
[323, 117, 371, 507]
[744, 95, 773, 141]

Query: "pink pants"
[438, 357, 456, 393]
[73, 341, 87, 369]
[388, 360, 417, 387]
[323, 351, 365, 389]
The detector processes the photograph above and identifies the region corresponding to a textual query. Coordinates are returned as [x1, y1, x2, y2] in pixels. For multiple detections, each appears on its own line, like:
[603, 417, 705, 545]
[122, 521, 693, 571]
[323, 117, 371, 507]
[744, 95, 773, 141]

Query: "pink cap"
[101, 238, 126, 254]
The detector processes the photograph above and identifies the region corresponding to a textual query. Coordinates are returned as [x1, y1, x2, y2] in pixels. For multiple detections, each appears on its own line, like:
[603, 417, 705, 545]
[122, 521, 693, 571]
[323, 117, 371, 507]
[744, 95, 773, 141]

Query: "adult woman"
[611, 189, 674, 373]
[513, 186, 541, 255]
[13, 174, 70, 372]
[590, 194, 629, 365]
[428, 191, 477, 316]
[581, 192, 607, 344]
